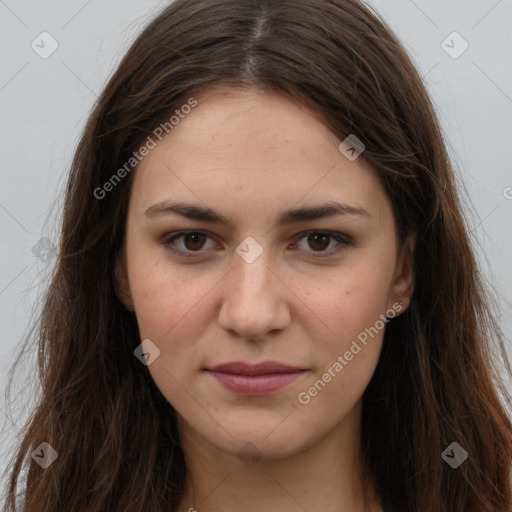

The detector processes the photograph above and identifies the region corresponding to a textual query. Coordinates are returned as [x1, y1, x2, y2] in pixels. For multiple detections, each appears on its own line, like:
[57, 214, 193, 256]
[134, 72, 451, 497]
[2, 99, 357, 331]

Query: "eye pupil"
[184, 232, 206, 250]
[308, 233, 330, 251]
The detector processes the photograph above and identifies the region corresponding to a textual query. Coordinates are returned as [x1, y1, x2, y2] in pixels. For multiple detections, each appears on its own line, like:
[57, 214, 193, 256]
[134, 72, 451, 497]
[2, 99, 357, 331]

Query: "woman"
[3, 0, 512, 511]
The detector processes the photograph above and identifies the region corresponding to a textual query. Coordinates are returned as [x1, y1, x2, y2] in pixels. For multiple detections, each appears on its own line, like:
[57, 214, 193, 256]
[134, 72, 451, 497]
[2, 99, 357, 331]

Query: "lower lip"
[208, 370, 306, 395]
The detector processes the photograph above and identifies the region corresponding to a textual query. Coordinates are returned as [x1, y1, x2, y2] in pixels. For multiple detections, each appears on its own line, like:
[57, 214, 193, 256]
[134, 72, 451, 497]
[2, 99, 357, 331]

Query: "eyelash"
[160, 230, 353, 258]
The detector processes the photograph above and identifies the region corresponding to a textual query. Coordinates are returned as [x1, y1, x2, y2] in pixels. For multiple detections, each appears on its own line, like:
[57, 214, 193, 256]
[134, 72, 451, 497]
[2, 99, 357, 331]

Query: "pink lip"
[206, 361, 306, 396]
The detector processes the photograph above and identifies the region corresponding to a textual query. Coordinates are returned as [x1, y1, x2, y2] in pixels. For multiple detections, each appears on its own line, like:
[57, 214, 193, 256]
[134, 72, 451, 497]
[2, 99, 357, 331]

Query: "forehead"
[142, 87, 340, 171]
[128, 87, 391, 223]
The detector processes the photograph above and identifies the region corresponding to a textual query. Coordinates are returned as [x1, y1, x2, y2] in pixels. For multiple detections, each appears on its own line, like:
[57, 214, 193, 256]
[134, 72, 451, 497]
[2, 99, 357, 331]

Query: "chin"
[219, 433, 308, 463]
[181, 410, 318, 463]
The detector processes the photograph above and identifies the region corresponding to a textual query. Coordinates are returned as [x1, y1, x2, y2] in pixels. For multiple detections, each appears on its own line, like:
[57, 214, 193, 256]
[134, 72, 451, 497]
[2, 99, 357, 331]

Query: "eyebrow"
[144, 200, 370, 229]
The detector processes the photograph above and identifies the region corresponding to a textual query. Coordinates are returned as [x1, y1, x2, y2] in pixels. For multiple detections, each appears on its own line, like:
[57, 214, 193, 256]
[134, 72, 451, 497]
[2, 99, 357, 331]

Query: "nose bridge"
[235, 247, 271, 288]
[218, 241, 290, 339]
[230, 244, 275, 305]
[232, 234, 274, 293]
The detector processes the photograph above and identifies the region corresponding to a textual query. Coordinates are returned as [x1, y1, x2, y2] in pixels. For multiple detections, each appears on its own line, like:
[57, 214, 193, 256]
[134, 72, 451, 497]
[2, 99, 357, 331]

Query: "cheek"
[310, 287, 386, 380]
[311, 262, 393, 342]
[129, 265, 216, 405]
[300, 255, 394, 399]
[126, 260, 216, 380]
[296, 281, 388, 422]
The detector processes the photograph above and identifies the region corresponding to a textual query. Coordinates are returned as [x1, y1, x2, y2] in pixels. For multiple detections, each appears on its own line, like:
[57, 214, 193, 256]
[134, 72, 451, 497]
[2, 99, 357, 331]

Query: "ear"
[114, 249, 134, 312]
[388, 233, 416, 315]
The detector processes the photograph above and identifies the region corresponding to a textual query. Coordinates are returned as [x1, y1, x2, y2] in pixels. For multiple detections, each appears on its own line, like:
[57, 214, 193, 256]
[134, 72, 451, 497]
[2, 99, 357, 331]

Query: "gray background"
[1, 0, 511, 496]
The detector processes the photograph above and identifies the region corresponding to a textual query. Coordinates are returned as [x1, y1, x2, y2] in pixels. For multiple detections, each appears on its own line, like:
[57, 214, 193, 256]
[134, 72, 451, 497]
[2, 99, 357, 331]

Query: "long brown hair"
[3, 0, 512, 510]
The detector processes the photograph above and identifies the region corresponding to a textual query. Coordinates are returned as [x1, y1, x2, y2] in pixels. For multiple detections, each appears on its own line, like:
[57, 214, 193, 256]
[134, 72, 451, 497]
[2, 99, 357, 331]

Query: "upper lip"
[207, 361, 305, 375]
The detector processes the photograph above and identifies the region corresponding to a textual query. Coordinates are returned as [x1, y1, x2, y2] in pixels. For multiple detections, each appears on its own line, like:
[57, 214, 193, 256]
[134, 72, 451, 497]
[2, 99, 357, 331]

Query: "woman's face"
[116, 87, 414, 461]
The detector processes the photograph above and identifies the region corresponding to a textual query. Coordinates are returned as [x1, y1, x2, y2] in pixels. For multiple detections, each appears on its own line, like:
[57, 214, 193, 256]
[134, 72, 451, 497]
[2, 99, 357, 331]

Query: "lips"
[206, 361, 306, 395]
[208, 361, 304, 375]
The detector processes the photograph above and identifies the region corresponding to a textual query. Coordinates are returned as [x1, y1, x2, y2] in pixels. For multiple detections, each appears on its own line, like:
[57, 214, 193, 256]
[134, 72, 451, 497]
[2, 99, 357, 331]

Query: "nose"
[217, 248, 291, 342]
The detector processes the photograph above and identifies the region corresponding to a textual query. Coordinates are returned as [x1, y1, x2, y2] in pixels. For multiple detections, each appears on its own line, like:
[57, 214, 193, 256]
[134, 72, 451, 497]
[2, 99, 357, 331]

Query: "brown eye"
[162, 230, 352, 259]
[307, 233, 330, 251]
[162, 231, 217, 256]
[182, 232, 207, 251]
[293, 230, 352, 258]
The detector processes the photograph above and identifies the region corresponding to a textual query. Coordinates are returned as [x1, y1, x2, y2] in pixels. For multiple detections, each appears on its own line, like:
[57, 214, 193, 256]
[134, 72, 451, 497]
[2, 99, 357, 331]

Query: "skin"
[115, 86, 415, 512]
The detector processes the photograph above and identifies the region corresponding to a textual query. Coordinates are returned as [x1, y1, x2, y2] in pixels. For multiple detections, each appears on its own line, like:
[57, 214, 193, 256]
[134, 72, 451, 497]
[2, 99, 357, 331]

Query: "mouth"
[205, 361, 307, 395]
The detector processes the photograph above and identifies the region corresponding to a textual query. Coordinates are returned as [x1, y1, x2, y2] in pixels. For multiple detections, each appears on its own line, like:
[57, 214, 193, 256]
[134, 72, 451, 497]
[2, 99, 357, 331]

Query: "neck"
[176, 400, 381, 512]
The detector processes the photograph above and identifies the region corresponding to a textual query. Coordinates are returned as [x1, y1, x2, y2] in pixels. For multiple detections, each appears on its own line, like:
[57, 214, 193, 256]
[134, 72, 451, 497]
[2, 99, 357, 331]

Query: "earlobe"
[114, 252, 134, 311]
[389, 233, 416, 314]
